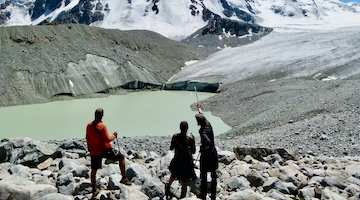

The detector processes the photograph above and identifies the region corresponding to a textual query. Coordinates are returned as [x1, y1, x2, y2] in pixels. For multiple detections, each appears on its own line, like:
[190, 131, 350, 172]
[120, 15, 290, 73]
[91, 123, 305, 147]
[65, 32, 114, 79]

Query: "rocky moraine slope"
[0, 24, 210, 106]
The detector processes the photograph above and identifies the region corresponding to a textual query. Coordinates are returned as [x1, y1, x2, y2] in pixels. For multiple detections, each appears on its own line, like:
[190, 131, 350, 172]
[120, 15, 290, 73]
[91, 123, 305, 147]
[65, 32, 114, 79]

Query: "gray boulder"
[58, 158, 89, 178]
[322, 187, 347, 200]
[299, 186, 316, 199]
[99, 163, 120, 177]
[118, 184, 148, 200]
[345, 163, 360, 177]
[57, 173, 76, 195]
[279, 162, 308, 188]
[140, 177, 165, 199]
[245, 169, 265, 187]
[265, 189, 292, 200]
[37, 193, 73, 200]
[12, 140, 60, 167]
[227, 188, 265, 200]
[0, 141, 13, 163]
[320, 176, 347, 190]
[234, 147, 299, 162]
[74, 181, 92, 195]
[108, 174, 122, 190]
[0, 178, 57, 200]
[263, 177, 280, 192]
[126, 163, 152, 184]
[225, 176, 251, 191]
[218, 150, 236, 165]
[8, 164, 32, 179]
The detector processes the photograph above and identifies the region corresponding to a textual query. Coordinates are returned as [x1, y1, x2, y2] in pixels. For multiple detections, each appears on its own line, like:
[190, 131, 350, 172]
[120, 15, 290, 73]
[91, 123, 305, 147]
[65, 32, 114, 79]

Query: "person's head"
[180, 121, 188, 134]
[94, 108, 104, 121]
[195, 113, 206, 126]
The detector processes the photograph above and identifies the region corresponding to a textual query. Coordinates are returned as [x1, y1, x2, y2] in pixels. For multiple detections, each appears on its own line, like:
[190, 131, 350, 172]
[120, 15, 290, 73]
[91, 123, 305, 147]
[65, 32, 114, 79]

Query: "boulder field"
[0, 137, 359, 200]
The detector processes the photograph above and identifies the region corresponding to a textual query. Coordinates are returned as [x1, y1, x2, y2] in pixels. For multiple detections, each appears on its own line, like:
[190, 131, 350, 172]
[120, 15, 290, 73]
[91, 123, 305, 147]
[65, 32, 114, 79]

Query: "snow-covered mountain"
[1, 0, 360, 40]
[1, 0, 360, 94]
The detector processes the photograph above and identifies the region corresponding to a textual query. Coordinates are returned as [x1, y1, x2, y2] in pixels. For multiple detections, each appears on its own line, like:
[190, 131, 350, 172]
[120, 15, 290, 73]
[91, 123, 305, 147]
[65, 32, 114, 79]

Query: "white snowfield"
[2, 0, 360, 40]
[168, 26, 360, 85]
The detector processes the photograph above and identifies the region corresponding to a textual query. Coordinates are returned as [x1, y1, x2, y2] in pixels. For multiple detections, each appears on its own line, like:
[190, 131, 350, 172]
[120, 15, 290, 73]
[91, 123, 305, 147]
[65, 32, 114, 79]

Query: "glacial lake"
[0, 91, 231, 141]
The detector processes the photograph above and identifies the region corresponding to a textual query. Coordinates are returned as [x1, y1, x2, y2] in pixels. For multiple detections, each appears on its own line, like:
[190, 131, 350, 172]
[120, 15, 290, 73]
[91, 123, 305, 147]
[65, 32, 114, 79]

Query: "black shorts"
[91, 148, 125, 170]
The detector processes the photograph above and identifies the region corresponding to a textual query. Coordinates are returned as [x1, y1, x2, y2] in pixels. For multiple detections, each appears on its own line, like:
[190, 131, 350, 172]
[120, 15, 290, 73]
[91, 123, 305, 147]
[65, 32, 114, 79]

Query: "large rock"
[126, 163, 153, 184]
[245, 169, 265, 187]
[0, 178, 57, 200]
[0, 141, 13, 163]
[322, 187, 347, 200]
[218, 150, 236, 165]
[225, 176, 251, 191]
[234, 147, 299, 162]
[58, 158, 90, 178]
[0, 138, 33, 163]
[140, 177, 165, 199]
[118, 184, 149, 200]
[8, 164, 32, 179]
[12, 140, 61, 167]
[37, 193, 73, 200]
[56, 173, 76, 195]
[226, 188, 264, 200]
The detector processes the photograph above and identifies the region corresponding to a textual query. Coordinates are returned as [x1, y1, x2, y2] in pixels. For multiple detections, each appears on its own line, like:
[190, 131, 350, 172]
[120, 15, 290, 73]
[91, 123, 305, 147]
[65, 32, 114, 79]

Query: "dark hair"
[94, 108, 104, 121]
[179, 121, 189, 147]
[195, 113, 206, 126]
[180, 121, 188, 133]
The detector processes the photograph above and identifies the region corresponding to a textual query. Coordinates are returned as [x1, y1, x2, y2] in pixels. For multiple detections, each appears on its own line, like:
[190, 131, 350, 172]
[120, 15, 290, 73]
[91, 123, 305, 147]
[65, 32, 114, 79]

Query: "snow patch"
[69, 79, 74, 87]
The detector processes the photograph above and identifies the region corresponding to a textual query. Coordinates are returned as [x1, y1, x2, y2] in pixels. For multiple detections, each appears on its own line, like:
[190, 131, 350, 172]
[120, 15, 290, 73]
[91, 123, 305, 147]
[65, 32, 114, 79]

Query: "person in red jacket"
[86, 108, 132, 198]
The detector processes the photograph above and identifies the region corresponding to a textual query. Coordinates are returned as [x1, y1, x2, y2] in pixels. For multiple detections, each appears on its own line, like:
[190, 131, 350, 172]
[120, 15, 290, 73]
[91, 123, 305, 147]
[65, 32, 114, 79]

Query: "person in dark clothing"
[195, 103, 218, 200]
[165, 121, 196, 199]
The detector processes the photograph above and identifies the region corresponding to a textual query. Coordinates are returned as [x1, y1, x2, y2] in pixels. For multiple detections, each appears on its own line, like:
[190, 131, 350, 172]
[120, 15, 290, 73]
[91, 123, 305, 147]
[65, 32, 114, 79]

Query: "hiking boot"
[120, 177, 132, 186]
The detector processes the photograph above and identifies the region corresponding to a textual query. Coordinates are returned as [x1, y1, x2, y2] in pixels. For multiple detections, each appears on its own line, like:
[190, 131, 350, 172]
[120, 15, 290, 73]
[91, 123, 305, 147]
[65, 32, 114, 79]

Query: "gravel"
[107, 78, 359, 159]
[204, 78, 360, 157]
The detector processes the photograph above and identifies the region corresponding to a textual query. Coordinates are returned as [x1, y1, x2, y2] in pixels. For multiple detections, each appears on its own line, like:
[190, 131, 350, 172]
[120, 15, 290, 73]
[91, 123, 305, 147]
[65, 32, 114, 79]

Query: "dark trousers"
[200, 170, 217, 200]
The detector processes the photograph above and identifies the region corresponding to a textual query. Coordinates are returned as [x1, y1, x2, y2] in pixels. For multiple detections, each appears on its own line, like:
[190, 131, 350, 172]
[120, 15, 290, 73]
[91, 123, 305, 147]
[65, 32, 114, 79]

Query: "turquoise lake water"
[0, 91, 231, 141]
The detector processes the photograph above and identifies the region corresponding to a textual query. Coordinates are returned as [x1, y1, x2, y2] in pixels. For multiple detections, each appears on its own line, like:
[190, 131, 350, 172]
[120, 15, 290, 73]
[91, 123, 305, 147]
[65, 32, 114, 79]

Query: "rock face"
[0, 24, 208, 107]
[182, 14, 273, 52]
[0, 137, 359, 200]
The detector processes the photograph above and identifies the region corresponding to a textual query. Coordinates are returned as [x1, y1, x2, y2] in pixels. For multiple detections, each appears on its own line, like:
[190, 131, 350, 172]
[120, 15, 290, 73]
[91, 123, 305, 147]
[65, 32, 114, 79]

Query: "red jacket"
[86, 121, 115, 156]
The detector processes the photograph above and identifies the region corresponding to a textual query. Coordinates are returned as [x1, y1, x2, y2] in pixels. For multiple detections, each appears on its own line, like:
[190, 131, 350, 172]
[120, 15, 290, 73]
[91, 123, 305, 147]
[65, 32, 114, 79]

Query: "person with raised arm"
[195, 103, 218, 200]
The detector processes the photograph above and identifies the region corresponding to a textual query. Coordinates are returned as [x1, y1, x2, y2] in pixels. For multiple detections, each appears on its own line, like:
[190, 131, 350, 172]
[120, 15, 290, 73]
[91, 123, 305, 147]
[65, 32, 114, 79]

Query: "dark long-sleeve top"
[199, 122, 215, 148]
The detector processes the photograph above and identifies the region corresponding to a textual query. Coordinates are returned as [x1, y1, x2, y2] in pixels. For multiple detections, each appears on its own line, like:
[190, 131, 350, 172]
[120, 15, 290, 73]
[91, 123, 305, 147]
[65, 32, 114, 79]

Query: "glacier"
[168, 26, 360, 87]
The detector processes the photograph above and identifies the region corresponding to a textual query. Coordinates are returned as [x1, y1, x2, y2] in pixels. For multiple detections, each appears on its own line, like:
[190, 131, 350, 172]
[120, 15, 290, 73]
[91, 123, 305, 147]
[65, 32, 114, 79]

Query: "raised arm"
[197, 102, 203, 114]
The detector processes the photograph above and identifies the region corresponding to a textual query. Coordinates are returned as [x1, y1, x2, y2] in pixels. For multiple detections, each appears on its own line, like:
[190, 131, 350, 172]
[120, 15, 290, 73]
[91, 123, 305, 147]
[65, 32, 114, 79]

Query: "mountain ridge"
[1, 0, 360, 40]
